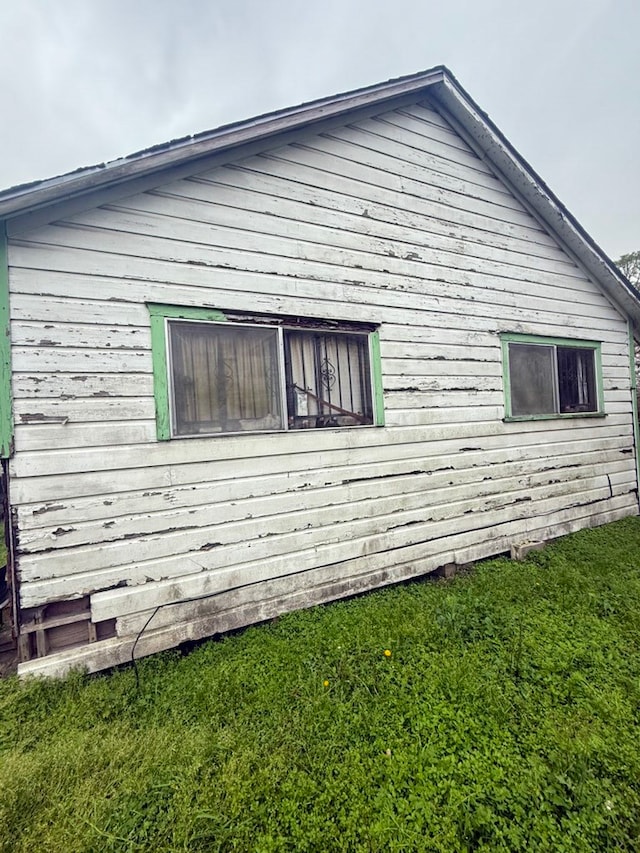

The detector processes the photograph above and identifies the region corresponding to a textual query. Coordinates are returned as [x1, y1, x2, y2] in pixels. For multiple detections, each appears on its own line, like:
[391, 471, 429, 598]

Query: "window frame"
[148, 303, 385, 440]
[501, 333, 605, 421]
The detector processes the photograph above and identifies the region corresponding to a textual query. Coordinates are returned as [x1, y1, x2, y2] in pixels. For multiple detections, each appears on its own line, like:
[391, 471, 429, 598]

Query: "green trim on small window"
[147, 304, 228, 440]
[501, 338, 513, 422]
[0, 223, 13, 458]
[595, 342, 605, 414]
[370, 331, 385, 426]
[500, 332, 604, 421]
[147, 303, 227, 322]
[503, 412, 606, 423]
[500, 332, 600, 348]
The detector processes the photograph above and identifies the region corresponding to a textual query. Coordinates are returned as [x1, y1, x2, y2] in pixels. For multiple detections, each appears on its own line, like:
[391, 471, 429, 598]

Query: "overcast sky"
[1, 0, 638, 259]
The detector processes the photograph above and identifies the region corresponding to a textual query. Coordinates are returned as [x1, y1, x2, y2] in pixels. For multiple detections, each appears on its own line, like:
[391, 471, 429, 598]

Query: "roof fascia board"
[0, 68, 446, 223]
[7, 88, 438, 236]
[429, 76, 640, 333]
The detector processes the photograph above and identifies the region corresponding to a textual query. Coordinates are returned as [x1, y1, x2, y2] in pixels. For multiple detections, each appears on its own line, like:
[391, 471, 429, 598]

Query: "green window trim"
[0, 223, 13, 458]
[500, 332, 604, 422]
[148, 303, 384, 439]
[370, 330, 385, 427]
[148, 304, 227, 440]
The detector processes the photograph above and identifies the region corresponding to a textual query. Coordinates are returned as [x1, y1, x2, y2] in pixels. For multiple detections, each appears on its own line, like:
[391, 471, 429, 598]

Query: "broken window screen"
[284, 330, 374, 429]
[169, 321, 283, 434]
[506, 339, 599, 418]
[508, 343, 556, 416]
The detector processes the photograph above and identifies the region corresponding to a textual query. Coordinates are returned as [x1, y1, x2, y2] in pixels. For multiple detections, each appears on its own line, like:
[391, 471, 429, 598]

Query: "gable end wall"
[6, 97, 638, 676]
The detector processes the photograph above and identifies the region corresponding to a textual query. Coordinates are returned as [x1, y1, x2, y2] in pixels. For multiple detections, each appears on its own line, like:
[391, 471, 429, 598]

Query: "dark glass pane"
[508, 343, 556, 416]
[169, 322, 282, 435]
[557, 347, 597, 413]
[284, 330, 373, 429]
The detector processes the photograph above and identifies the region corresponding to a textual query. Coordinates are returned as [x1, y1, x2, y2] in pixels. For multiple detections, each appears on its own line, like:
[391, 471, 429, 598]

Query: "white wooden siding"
[7, 96, 638, 675]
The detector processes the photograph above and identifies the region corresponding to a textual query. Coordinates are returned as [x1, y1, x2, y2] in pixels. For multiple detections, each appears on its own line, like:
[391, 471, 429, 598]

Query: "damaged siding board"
[21, 489, 636, 616]
[14, 448, 634, 532]
[18, 461, 636, 556]
[8, 416, 635, 482]
[0, 222, 13, 457]
[88, 492, 635, 624]
[10, 217, 615, 321]
[7, 256, 626, 343]
[4, 93, 639, 675]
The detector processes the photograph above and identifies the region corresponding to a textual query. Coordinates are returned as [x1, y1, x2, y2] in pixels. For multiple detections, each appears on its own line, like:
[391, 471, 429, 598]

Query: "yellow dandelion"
[323, 680, 330, 688]
[384, 649, 392, 657]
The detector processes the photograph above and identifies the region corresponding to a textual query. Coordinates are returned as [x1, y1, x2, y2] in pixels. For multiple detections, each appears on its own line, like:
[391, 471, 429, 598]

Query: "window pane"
[508, 343, 556, 416]
[169, 322, 283, 435]
[284, 331, 373, 429]
[557, 347, 597, 413]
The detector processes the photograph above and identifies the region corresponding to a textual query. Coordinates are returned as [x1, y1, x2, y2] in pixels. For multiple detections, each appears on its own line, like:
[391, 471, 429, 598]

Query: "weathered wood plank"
[9, 291, 149, 326]
[8, 415, 634, 480]
[168, 168, 572, 262]
[15, 448, 633, 531]
[323, 123, 513, 200]
[9, 243, 623, 340]
[14, 421, 156, 451]
[13, 372, 155, 399]
[117, 494, 639, 641]
[11, 322, 150, 350]
[78, 491, 637, 622]
[243, 150, 543, 235]
[257, 134, 520, 213]
[19, 502, 637, 678]
[22, 488, 639, 614]
[13, 398, 155, 424]
[11, 347, 152, 374]
[110, 182, 577, 278]
[18, 463, 633, 554]
[18, 214, 598, 304]
[375, 107, 488, 163]
[17, 466, 634, 585]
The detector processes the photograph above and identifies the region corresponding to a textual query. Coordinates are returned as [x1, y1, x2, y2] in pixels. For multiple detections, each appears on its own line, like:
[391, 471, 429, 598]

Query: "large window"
[149, 305, 384, 438]
[501, 334, 603, 420]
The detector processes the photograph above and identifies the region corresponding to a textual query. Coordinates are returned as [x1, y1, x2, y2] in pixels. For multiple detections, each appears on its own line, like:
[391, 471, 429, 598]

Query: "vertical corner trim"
[0, 223, 13, 458]
[627, 322, 640, 505]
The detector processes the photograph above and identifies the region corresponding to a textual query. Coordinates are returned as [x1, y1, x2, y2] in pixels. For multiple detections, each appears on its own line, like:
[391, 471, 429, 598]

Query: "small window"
[149, 305, 383, 439]
[502, 334, 602, 420]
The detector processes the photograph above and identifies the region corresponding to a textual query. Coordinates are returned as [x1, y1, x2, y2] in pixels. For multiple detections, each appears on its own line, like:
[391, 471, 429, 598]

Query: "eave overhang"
[0, 68, 448, 220]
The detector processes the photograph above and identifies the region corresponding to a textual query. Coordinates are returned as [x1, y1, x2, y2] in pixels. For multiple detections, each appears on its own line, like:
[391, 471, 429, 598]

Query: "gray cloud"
[1, 0, 638, 258]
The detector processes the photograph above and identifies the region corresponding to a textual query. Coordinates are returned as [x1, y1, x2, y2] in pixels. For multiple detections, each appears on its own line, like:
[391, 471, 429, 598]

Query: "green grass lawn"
[2, 519, 640, 852]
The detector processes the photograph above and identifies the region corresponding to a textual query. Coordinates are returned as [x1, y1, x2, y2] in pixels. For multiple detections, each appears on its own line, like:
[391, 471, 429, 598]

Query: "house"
[1, 66, 638, 677]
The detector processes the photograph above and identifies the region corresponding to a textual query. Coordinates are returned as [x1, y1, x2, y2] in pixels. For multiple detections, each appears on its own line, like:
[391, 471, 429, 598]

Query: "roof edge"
[0, 66, 448, 220]
[2, 65, 637, 332]
[429, 72, 640, 329]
